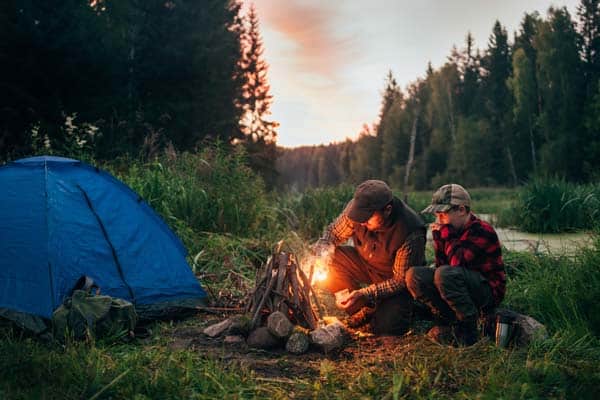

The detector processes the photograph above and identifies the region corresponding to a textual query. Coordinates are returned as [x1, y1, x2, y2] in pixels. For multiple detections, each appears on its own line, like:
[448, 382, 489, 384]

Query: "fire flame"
[311, 257, 328, 284]
[300, 246, 332, 285]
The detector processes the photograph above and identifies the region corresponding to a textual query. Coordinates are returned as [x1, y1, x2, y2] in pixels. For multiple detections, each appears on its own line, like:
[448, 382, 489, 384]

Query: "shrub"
[504, 236, 600, 337]
[109, 145, 277, 248]
[277, 184, 354, 240]
[501, 178, 600, 232]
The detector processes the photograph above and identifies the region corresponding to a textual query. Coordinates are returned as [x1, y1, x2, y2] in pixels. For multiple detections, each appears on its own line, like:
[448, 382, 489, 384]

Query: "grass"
[0, 331, 286, 399]
[2, 308, 599, 399]
[498, 178, 600, 232]
[2, 152, 600, 398]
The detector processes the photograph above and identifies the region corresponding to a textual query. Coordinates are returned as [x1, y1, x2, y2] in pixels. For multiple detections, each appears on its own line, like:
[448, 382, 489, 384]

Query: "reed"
[501, 178, 600, 232]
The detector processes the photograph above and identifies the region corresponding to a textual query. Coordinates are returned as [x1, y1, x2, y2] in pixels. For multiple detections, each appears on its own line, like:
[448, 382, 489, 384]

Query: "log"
[250, 269, 278, 329]
[244, 249, 323, 332]
[297, 265, 323, 321]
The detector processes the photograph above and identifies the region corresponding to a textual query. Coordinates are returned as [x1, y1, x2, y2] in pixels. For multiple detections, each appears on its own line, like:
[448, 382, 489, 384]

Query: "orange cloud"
[252, 0, 359, 83]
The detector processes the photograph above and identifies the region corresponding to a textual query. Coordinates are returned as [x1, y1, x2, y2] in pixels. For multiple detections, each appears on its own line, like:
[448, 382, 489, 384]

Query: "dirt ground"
[165, 313, 436, 382]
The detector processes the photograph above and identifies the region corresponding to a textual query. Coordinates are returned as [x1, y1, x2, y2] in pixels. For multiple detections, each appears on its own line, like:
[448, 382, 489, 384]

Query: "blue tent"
[0, 156, 206, 320]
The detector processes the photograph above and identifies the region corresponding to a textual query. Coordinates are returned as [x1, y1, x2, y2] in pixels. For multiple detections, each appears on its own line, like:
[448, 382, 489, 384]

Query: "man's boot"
[426, 314, 456, 345]
[344, 306, 375, 329]
[426, 324, 454, 345]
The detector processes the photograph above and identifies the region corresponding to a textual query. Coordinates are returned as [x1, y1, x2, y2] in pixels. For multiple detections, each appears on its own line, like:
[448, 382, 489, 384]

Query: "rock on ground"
[286, 330, 310, 354]
[203, 318, 233, 338]
[247, 327, 281, 349]
[267, 311, 294, 339]
[514, 314, 548, 346]
[227, 315, 251, 336]
[310, 320, 347, 353]
[223, 335, 246, 346]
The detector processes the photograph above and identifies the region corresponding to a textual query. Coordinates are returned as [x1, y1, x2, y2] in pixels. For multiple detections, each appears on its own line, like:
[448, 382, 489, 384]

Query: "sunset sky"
[249, 0, 580, 148]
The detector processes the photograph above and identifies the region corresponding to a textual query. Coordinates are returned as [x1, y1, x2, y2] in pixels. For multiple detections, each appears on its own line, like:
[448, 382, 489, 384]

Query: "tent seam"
[76, 184, 136, 303]
[44, 158, 56, 312]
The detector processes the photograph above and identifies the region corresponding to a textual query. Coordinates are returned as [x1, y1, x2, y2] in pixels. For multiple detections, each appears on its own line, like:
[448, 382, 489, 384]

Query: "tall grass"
[105, 146, 282, 278]
[277, 184, 354, 240]
[116, 146, 275, 239]
[499, 178, 600, 232]
[504, 237, 600, 337]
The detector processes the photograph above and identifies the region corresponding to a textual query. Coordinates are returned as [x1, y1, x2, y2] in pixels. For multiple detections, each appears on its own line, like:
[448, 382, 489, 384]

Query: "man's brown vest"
[352, 197, 425, 274]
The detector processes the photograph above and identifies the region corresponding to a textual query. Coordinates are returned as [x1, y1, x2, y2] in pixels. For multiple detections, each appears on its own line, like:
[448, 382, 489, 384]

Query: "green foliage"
[0, 333, 285, 399]
[504, 241, 600, 337]
[1, 0, 246, 160]
[103, 145, 281, 292]
[113, 146, 275, 243]
[277, 184, 354, 240]
[502, 178, 600, 232]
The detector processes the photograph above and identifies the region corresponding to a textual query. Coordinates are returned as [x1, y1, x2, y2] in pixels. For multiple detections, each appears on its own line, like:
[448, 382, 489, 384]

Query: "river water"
[425, 214, 594, 255]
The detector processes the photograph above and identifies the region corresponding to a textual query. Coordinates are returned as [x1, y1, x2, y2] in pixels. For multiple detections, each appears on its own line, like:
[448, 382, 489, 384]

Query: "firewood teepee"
[246, 245, 323, 330]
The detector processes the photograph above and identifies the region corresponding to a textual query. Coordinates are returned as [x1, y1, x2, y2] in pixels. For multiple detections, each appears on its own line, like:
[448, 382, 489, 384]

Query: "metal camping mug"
[495, 315, 512, 347]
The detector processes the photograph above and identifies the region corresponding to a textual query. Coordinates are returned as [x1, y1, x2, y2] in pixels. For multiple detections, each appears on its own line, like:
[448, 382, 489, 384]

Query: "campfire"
[245, 244, 328, 330]
[202, 243, 348, 354]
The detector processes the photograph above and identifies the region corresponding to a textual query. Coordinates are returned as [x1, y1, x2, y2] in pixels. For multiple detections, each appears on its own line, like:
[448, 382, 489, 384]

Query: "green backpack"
[52, 289, 137, 342]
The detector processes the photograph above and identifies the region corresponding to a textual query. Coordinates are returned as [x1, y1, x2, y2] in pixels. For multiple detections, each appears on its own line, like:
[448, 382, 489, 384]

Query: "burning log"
[245, 251, 322, 331]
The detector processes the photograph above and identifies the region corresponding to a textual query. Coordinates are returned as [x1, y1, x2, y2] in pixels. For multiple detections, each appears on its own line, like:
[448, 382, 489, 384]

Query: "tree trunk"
[528, 116, 537, 173]
[446, 85, 456, 142]
[403, 107, 419, 198]
[505, 145, 518, 186]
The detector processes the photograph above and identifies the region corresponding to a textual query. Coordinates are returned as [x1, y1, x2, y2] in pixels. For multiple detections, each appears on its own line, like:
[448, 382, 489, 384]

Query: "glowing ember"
[312, 257, 328, 283]
[301, 253, 330, 285]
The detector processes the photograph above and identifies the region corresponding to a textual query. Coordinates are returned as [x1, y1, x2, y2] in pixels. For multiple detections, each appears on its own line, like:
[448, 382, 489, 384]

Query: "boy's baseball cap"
[422, 184, 471, 214]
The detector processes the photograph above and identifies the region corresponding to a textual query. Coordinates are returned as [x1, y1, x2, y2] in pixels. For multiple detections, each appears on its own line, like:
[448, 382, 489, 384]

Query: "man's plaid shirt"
[432, 213, 506, 305]
[322, 212, 426, 302]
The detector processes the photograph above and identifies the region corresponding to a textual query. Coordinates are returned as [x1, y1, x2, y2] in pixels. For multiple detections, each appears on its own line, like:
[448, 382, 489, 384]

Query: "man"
[405, 184, 506, 346]
[313, 179, 426, 334]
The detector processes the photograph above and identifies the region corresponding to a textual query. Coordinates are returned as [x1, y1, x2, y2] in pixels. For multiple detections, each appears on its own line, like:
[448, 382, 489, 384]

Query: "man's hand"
[338, 290, 365, 312]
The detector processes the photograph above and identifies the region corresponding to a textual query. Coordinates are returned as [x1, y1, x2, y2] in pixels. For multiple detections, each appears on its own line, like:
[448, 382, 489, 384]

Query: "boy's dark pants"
[405, 265, 494, 323]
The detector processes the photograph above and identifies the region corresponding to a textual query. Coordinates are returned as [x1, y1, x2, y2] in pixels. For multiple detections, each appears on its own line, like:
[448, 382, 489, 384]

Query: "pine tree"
[482, 20, 516, 184]
[239, 3, 279, 186]
[457, 32, 482, 116]
[577, 0, 600, 176]
[535, 7, 585, 179]
[578, 0, 600, 91]
[508, 48, 539, 176]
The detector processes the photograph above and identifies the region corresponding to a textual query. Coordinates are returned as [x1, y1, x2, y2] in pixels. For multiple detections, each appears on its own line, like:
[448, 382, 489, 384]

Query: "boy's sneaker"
[454, 319, 479, 346]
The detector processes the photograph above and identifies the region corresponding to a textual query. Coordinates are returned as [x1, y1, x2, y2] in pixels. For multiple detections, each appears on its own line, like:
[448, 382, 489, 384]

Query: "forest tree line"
[0, 0, 278, 183]
[277, 2, 600, 191]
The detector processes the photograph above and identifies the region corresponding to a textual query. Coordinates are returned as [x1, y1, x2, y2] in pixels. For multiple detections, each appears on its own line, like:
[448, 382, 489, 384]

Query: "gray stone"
[223, 335, 246, 346]
[227, 315, 251, 336]
[247, 327, 281, 349]
[203, 318, 232, 338]
[514, 314, 548, 346]
[267, 311, 294, 339]
[285, 331, 310, 354]
[309, 320, 347, 352]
